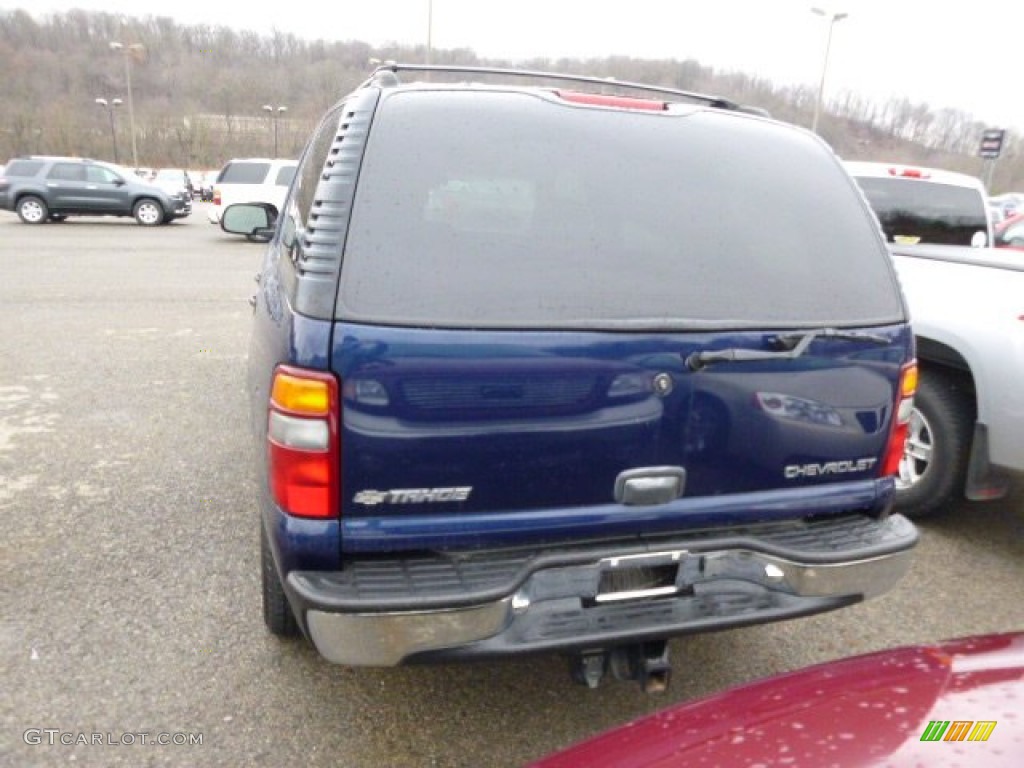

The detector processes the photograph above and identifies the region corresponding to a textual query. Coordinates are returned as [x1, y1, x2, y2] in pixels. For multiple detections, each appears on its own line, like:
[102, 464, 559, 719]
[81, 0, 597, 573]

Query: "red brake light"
[267, 366, 340, 518]
[212, 186, 221, 206]
[887, 167, 930, 179]
[881, 361, 918, 478]
[554, 91, 667, 111]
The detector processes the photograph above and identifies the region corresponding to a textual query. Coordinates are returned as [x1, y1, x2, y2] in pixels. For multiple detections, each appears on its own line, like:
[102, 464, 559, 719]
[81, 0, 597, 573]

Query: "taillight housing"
[212, 186, 221, 206]
[881, 361, 918, 478]
[887, 166, 930, 179]
[267, 366, 340, 518]
[554, 90, 667, 111]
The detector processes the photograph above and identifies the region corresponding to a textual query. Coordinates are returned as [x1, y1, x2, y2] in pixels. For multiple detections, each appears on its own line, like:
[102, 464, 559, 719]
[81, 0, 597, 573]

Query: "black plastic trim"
[292, 88, 381, 319]
[288, 513, 917, 613]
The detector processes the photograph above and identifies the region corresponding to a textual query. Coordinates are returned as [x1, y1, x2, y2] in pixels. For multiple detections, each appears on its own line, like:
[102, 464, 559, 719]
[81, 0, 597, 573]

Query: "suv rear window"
[337, 91, 902, 330]
[274, 166, 297, 186]
[3, 160, 45, 177]
[218, 162, 270, 184]
[852, 177, 989, 246]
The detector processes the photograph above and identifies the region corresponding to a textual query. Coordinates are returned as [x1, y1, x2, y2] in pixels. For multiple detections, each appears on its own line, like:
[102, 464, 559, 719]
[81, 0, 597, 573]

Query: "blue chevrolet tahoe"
[231, 64, 919, 690]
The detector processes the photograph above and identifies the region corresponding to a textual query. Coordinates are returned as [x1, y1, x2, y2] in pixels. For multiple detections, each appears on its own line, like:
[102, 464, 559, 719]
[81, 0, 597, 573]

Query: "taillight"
[887, 166, 930, 179]
[267, 366, 339, 518]
[881, 361, 918, 477]
[212, 186, 221, 206]
[554, 90, 667, 111]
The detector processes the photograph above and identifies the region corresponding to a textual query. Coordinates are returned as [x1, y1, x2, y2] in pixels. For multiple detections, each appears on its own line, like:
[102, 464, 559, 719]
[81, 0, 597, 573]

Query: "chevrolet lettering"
[785, 458, 879, 479]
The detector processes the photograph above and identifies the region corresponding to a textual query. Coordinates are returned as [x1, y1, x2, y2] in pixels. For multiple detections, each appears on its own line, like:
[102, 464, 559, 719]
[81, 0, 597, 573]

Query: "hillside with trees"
[1, 9, 1020, 192]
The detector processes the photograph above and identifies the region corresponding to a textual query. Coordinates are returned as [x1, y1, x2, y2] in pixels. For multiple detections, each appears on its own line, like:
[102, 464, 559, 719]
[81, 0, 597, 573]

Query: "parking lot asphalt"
[1, 208, 1022, 767]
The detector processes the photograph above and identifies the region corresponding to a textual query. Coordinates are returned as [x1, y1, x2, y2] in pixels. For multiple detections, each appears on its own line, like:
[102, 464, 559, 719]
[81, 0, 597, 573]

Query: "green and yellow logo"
[920, 720, 997, 742]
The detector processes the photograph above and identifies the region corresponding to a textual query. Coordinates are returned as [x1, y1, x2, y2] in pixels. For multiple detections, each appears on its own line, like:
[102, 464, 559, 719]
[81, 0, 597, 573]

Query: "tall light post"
[109, 41, 144, 169]
[426, 0, 433, 65]
[810, 8, 848, 134]
[262, 105, 287, 157]
[95, 97, 122, 163]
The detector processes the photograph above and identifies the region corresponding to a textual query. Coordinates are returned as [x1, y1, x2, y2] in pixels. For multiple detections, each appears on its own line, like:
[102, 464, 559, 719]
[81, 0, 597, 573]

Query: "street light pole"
[426, 0, 433, 65]
[262, 105, 287, 157]
[810, 8, 848, 134]
[110, 41, 144, 169]
[95, 97, 123, 163]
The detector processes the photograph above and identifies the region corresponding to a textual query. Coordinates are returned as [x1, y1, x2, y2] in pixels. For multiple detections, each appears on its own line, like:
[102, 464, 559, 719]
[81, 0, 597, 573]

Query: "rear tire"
[894, 370, 973, 517]
[17, 196, 48, 224]
[133, 198, 165, 226]
[261, 524, 300, 637]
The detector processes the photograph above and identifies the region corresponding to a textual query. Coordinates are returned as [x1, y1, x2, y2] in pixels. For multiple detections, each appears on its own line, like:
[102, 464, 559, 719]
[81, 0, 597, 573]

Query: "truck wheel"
[894, 371, 973, 517]
[261, 525, 300, 637]
[133, 198, 165, 226]
[17, 195, 49, 224]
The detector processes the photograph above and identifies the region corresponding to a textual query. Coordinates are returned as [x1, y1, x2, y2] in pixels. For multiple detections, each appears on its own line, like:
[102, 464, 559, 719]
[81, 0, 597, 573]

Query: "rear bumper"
[287, 513, 918, 666]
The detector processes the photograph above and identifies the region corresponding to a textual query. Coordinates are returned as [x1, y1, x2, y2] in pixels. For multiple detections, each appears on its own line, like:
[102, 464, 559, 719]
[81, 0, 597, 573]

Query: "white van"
[207, 158, 297, 225]
[844, 161, 993, 247]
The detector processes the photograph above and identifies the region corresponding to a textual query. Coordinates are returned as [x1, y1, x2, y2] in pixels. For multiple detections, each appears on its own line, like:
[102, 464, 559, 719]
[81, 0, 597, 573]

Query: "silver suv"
[0, 156, 192, 226]
[207, 158, 297, 227]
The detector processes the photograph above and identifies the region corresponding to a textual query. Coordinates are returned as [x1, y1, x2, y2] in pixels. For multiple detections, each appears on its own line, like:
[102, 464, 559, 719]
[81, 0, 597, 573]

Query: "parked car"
[0, 156, 191, 225]
[845, 162, 993, 248]
[889, 244, 1024, 514]
[207, 158, 296, 225]
[529, 632, 1024, 767]
[994, 212, 1024, 250]
[151, 168, 194, 200]
[990, 192, 1024, 220]
[227, 64, 918, 687]
[192, 170, 215, 202]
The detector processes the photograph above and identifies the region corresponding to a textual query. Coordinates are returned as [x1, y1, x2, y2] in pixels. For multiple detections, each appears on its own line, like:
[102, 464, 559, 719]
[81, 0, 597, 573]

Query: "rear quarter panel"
[891, 247, 1024, 472]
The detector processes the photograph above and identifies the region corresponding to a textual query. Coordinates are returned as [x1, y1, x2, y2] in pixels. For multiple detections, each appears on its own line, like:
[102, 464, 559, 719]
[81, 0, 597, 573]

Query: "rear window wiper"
[685, 328, 891, 372]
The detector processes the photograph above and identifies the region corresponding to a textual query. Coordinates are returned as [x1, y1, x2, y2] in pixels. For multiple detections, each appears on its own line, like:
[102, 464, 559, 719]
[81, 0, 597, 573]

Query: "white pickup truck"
[889, 244, 1024, 514]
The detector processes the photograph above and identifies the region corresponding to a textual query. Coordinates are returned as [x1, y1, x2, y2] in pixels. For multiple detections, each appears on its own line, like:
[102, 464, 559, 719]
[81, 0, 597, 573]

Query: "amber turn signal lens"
[271, 372, 330, 415]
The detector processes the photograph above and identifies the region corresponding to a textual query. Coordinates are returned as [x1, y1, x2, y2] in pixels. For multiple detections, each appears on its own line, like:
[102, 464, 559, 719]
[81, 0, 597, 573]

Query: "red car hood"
[530, 633, 1024, 768]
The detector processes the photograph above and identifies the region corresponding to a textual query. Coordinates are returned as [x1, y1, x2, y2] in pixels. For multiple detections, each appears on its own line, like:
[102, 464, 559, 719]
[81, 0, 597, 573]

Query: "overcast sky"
[14, 1, 1024, 131]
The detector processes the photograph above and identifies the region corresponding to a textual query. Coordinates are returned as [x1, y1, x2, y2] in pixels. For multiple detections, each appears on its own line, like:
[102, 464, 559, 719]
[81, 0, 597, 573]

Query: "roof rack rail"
[365, 63, 758, 113]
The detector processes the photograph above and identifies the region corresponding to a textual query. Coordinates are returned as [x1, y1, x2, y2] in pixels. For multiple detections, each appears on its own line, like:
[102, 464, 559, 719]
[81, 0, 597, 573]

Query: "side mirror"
[113, 179, 126, 187]
[221, 202, 278, 239]
[970, 231, 988, 248]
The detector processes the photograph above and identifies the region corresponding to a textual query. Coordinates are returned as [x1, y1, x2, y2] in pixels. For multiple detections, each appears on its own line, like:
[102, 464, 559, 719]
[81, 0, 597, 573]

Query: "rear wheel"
[894, 370, 973, 517]
[133, 198, 164, 226]
[17, 196, 48, 224]
[261, 525, 299, 637]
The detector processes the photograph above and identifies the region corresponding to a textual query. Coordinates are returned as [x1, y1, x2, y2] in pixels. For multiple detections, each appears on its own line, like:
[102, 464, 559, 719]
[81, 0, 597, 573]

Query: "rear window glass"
[853, 177, 989, 246]
[338, 91, 903, 330]
[217, 162, 270, 184]
[274, 166, 297, 186]
[4, 160, 45, 177]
